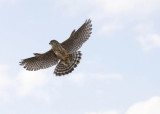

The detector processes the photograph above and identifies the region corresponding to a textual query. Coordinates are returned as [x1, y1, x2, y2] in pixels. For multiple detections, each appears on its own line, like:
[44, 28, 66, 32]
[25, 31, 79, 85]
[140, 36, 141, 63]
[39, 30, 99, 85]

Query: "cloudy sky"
[0, 0, 160, 114]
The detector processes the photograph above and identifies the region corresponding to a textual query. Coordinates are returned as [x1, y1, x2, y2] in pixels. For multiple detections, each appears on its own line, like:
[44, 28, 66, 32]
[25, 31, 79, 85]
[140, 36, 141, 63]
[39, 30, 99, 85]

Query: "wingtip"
[19, 60, 23, 65]
[85, 19, 92, 24]
[88, 18, 91, 22]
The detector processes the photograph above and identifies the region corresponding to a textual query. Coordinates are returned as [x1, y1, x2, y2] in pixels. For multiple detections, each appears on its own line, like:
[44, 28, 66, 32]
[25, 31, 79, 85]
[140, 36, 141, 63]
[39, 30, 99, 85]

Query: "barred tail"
[54, 51, 82, 76]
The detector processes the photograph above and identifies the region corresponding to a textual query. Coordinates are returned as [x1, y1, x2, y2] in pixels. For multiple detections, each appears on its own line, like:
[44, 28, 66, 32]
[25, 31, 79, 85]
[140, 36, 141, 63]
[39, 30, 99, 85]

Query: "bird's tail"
[54, 51, 82, 76]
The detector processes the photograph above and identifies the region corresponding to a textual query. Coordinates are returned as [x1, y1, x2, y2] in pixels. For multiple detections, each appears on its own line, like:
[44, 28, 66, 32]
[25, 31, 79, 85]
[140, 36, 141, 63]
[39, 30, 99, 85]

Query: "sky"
[0, 0, 160, 114]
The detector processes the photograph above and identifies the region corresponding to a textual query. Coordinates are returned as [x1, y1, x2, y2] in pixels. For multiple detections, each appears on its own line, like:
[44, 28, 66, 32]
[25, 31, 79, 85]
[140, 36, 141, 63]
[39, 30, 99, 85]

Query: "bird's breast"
[52, 45, 69, 61]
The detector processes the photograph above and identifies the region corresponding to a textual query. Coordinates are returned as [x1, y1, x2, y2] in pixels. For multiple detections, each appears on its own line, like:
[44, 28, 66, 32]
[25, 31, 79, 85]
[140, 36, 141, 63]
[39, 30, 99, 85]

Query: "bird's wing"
[20, 49, 59, 71]
[61, 19, 92, 53]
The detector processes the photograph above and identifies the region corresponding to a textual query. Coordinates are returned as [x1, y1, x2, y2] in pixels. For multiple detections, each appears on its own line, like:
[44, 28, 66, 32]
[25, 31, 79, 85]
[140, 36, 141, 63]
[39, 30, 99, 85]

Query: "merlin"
[20, 19, 92, 76]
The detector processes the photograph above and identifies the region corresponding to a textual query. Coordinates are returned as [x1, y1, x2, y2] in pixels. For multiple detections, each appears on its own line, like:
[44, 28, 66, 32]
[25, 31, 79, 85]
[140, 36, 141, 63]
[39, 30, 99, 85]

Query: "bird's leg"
[65, 53, 71, 65]
[56, 52, 70, 61]
[61, 60, 68, 67]
[67, 59, 71, 65]
[60, 53, 71, 66]
[65, 53, 70, 58]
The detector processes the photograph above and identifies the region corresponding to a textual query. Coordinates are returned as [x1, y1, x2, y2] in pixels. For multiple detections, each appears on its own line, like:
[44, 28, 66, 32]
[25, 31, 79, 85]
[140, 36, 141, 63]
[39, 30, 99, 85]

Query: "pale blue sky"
[0, 0, 160, 114]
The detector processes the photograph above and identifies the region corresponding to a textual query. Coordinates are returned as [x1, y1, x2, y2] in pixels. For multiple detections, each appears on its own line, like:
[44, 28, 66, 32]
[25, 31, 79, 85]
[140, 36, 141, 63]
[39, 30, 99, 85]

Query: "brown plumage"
[20, 19, 92, 76]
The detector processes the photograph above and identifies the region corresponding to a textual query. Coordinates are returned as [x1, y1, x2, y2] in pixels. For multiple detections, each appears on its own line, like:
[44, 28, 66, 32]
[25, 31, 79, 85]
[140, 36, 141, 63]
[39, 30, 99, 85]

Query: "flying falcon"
[20, 19, 92, 76]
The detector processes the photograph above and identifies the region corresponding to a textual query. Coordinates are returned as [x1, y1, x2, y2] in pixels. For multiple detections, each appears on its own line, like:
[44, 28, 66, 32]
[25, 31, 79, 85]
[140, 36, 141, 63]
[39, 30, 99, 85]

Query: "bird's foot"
[65, 53, 70, 58]
[61, 60, 68, 67]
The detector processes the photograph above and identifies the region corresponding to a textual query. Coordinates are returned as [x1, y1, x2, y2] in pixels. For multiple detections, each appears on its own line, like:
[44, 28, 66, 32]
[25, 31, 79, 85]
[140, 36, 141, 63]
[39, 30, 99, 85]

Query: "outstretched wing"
[20, 50, 59, 71]
[61, 19, 92, 53]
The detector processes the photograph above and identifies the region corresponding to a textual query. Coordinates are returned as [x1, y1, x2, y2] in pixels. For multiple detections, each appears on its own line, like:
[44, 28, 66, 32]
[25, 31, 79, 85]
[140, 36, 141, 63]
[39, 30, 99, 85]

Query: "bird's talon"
[65, 53, 70, 58]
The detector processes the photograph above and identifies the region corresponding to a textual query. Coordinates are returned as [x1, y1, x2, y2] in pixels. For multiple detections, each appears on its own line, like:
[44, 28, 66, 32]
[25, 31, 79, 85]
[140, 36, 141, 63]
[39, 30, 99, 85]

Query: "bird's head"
[49, 40, 59, 47]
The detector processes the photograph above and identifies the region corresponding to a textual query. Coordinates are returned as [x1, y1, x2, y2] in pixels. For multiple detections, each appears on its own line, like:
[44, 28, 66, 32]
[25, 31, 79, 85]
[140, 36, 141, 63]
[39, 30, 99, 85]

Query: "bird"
[20, 19, 92, 76]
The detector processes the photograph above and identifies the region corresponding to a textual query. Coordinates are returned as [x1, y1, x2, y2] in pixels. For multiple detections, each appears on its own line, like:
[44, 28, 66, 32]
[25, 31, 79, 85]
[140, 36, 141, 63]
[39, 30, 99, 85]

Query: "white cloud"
[92, 73, 123, 81]
[54, 0, 160, 19]
[54, 0, 160, 37]
[68, 73, 123, 87]
[85, 96, 160, 114]
[135, 23, 154, 33]
[69, 73, 85, 87]
[54, 0, 92, 17]
[0, 64, 123, 102]
[15, 70, 48, 97]
[0, 65, 11, 101]
[0, 0, 16, 6]
[85, 110, 119, 114]
[98, 22, 123, 36]
[93, 0, 160, 16]
[137, 33, 160, 52]
[96, 90, 104, 96]
[136, 23, 160, 52]
[126, 96, 160, 114]
[0, 66, 50, 102]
